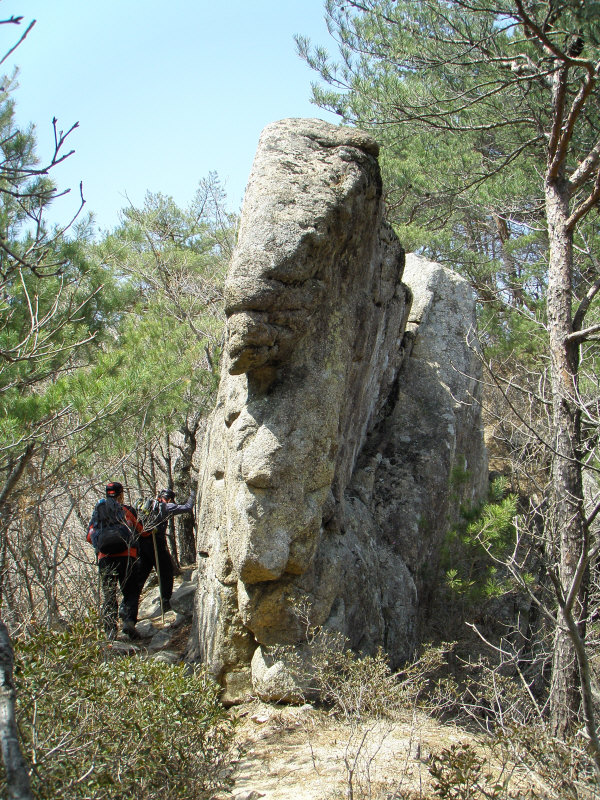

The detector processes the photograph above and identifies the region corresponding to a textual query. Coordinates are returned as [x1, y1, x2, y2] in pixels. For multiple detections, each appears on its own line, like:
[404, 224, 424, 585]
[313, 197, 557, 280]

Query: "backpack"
[135, 498, 162, 534]
[91, 497, 137, 555]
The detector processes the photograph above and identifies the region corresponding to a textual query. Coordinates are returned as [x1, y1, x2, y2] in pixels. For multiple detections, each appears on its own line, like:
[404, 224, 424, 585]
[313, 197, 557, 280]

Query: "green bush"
[429, 743, 509, 799]
[4, 622, 232, 799]
[442, 477, 520, 606]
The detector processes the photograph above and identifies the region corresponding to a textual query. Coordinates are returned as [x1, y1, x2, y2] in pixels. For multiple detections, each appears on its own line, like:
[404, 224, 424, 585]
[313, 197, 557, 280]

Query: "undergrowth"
[2, 621, 233, 799]
[270, 601, 599, 800]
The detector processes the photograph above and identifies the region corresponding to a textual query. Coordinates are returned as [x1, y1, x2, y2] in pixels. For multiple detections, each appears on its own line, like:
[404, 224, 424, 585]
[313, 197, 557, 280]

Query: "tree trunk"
[162, 433, 180, 570]
[174, 411, 203, 566]
[0, 621, 32, 800]
[545, 176, 586, 737]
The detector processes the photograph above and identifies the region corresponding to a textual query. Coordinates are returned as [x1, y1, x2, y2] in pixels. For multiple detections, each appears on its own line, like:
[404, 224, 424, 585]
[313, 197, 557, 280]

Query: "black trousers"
[98, 555, 141, 632]
[137, 534, 174, 601]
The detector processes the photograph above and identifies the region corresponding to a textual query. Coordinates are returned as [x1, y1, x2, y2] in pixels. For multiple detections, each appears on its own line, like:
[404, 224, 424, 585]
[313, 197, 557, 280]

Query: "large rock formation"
[189, 119, 487, 702]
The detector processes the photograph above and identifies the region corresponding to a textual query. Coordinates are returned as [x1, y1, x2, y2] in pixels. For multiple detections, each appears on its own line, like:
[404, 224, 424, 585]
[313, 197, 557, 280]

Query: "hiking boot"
[149, 598, 171, 617]
[122, 620, 140, 639]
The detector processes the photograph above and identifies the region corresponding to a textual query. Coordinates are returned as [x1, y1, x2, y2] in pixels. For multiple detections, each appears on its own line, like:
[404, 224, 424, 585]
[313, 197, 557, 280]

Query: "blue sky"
[1, 0, 340, 232]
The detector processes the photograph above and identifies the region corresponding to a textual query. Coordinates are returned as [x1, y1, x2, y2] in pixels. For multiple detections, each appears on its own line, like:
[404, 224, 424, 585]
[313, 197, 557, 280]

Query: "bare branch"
[565, 323, 600, 345]
[0, 19, 35, 68]
[573, 274, 600, 333]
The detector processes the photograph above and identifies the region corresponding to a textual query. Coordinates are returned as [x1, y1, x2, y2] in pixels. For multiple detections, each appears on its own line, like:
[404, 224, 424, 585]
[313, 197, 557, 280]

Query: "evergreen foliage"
[443, 478, 519, 604]
[0, 30, 234, 623]
[0, 72, 106, 497]
[299, 0, 600, 742]
[83, 180, 235, 468]
[297, 0, 599, 359]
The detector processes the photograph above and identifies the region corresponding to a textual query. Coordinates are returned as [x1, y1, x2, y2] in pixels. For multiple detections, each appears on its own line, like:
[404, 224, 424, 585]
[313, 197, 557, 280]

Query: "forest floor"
[128, 575, 522, 800]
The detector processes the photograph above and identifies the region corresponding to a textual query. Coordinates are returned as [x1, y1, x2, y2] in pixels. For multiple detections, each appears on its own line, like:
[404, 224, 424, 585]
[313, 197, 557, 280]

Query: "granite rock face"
[189, 119, 487, 702]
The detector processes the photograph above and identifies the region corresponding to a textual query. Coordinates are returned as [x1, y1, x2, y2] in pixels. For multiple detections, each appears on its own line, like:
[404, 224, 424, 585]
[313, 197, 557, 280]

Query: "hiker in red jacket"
[87, 481, 144, 640]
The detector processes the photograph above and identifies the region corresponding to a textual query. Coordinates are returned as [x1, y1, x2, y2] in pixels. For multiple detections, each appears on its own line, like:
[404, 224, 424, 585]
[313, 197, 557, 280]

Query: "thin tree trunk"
[0, 621, 32, 800]
[162, 433, 179, 570]
[0, 445, 34, 514]
[174, 411, 203, 566]
[545, 176, 587, 737]
[0, 445, 35, 609]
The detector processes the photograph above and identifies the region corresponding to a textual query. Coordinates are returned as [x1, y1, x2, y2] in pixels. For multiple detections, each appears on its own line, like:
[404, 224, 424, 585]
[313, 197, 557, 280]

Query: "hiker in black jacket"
[138, 489, 195, 612]
[87, 481, 144, 640]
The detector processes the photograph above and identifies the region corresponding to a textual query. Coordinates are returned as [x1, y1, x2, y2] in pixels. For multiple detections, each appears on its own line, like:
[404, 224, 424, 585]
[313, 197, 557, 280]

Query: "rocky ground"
[107, 571, 520, 800]
[220, 701, 480, 800]
[109, 567, 197, 661]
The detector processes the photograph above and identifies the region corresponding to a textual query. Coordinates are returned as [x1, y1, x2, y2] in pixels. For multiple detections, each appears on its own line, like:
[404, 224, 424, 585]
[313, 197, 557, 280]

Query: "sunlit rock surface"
[188, 119, 487, 701]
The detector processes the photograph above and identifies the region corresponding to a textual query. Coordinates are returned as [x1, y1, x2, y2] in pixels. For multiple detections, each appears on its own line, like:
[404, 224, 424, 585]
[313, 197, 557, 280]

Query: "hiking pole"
[151, 529, 164, 625]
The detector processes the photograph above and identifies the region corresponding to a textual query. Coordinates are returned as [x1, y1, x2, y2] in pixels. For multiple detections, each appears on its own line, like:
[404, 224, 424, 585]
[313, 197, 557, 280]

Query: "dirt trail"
[223, 702, 473, 800]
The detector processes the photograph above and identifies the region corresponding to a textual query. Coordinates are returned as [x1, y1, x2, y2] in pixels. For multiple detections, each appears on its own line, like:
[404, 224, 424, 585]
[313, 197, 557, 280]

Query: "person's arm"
[162, 493, 195, 518]
[86, 518, 95, 546]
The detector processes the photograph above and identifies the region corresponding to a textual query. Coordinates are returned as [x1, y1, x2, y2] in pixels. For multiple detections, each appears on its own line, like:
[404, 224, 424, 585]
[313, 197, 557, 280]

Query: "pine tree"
[300, 0, 600, 743]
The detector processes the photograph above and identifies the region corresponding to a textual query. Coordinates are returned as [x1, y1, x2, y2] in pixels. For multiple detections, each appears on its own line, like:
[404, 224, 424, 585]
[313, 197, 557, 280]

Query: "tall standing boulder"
[189, 119, 487, 702]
